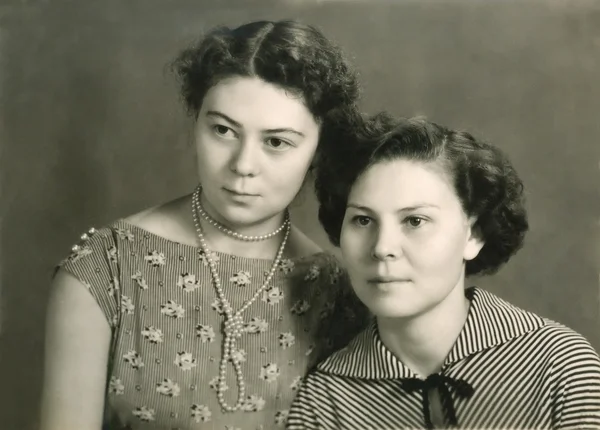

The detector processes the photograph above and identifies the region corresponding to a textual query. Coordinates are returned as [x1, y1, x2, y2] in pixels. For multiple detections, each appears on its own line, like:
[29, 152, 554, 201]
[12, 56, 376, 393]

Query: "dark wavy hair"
[316, 112, 529, 276]
[171, 20, 360, 150]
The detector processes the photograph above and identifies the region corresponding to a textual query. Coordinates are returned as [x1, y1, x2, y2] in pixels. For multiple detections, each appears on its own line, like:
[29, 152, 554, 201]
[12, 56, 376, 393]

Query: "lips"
[223, 187, 258, 197]
[367, 276, 411, 284]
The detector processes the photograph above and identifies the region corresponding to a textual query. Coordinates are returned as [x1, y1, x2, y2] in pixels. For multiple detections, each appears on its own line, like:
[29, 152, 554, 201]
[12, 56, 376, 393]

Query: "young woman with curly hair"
[287, 114, 600, 429]
[40, 20, 368, 430]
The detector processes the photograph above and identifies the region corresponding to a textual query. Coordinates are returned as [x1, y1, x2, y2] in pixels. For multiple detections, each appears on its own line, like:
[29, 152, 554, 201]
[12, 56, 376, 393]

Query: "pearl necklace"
[194, 187, 288, 241]
[191, 188, 291, 412]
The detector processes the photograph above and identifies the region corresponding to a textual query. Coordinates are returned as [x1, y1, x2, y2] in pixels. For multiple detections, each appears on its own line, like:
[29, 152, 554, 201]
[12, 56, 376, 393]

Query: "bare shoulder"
[123, 193, 195, 245]
[286, 225, 323, 259]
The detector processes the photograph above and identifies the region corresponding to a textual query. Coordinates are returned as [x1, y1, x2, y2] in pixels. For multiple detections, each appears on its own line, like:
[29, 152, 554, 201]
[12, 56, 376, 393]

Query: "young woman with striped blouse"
[287, 114, 600, 429]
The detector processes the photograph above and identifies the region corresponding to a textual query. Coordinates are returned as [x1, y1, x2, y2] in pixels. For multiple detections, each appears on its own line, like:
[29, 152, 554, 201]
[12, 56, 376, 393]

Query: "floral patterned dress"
[58, 220, 365, 430]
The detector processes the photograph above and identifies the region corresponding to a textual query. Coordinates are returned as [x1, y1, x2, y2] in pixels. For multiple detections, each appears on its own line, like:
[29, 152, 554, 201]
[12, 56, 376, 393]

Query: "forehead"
[349, 159, 459, 209]
[201, 76, 318, 130]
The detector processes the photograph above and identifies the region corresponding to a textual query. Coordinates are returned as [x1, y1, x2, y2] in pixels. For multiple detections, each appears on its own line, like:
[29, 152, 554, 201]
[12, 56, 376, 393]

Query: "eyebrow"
[346, 203, 440, 212]
[206, 110, 305, 137]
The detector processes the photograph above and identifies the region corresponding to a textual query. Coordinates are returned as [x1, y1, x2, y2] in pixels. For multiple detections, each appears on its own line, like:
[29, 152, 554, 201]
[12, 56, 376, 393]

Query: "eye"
[212, 124, 236, 138]
[352, 215, 372, 227]
[405, 216, 425, 228]
[265, 137, 292, 151]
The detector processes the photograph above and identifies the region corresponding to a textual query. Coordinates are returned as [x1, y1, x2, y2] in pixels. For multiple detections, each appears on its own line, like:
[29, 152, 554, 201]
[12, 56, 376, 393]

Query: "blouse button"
[278, 316, 284, 321]
[170, 412, 177, 418]
[142, 305, 148, 311]
[144, 234, 150, 239]
[303, 327, 310, 333]
[275, 394, 282, 400]
[94, 267, 101, 273]
[231, 255, 236, 260]
[158, 281, 164, 287]
[130, 251, 135, 256]
[288, 360, 295, 366]
[209, 356, 215, 362]
[125, 329, 131, 335]
[155, 358, 161, 364]
[264, 271, 270, 277]
[176, 333, 183, 339]
[190, 384, 196, 391]
[179, 256, 185, 261]
[135, 385, 141, 391]
[260, 347, 267, 353]
[194, 305, 201, 311]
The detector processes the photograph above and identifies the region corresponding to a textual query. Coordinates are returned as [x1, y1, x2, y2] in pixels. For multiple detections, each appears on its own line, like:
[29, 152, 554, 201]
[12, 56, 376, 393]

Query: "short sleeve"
[550, 331, 600, 428]
[57, 226, 120, 327]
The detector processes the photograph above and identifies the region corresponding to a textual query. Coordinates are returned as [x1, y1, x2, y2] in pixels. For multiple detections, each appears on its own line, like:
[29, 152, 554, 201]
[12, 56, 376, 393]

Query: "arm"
[551, 333, 600, 429]
[39, 269, 112, 430]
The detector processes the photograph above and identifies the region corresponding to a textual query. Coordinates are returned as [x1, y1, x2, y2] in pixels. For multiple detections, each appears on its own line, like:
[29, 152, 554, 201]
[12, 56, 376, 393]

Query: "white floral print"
[304, 264, 320, 281]
[230, 348, 247, 363]
[279, 258, 295, 274]
[107, 246, 118, 263]
[259, 363, 280, 383]
[174, 351, 197, 370]
[195, 324, 215, 343]
[275, 410, 289, 425]
[107, 277, 120, 297]
[123, 350, 144, 369]
[68, 245, 92, 263]
[190, 404, 211, 423]
[262, 287, 284, 305]
[132, 406, 155, 422]
[144, 250, 166, 267]
[141, 326, 163, 344]
[208, 376, 228, 391]
[278, 332, 295, 349]
[290, 376, 303, 391]
[241, 394, 266, 412]
[198, 249, 220, 266]
[290, 299, 311, 315]
[177, 272, 199, 292]
[211, 299, 224, 315]
[108, 376, 124, 395]
[244, 317, 269, 333]
[160, 300, 184, 318]
[121, 295, 134, 315]
[131, 271, 148, 290]
[115, 227, 134, 241]
[156, 378, 180, 397]
[230, 270, 252, 287]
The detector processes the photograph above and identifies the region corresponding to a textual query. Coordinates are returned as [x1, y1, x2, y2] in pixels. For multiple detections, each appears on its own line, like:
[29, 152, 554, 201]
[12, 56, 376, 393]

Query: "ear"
[463, 217, 485, 261]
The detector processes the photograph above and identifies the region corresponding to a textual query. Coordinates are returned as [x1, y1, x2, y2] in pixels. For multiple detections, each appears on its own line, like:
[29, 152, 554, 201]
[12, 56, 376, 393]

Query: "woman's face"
[340, 159, 484, 320]
[194, 76, 320, 229]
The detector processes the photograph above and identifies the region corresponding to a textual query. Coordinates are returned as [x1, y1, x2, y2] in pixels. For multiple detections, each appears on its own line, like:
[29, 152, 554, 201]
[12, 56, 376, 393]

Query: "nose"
[371, 224, 401, 261]
[229, 138, 260, 177]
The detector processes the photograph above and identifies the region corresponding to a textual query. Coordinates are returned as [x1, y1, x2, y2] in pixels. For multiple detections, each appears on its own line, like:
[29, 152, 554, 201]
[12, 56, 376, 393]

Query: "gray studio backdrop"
[1, 0, 599, 428]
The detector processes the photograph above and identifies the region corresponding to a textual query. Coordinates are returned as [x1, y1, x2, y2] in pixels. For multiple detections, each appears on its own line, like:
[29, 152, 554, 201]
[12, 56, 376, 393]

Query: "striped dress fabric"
[58, 220, 360, 430]
[287, 287, 600, 429]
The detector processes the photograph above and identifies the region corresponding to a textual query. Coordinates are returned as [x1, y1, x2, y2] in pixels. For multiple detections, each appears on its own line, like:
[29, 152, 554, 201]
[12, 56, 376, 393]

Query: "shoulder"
[536, 319, 600, 359]
[122, 193, 195, 245]
[286, 225, 323, 259]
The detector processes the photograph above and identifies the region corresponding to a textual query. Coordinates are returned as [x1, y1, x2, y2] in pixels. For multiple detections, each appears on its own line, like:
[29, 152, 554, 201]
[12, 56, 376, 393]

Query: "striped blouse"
[287, 287, 600, 429]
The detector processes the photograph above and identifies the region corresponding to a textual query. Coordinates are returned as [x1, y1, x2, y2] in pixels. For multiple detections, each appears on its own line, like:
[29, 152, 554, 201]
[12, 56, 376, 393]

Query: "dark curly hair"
[316, 112, 529, 276]
[171, 20, 360, 149]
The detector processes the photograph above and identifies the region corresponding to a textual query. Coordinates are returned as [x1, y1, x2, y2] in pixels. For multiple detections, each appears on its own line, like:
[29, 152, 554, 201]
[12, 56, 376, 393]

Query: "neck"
[377, 282, 470, 377]
[194, 193, 289, 259]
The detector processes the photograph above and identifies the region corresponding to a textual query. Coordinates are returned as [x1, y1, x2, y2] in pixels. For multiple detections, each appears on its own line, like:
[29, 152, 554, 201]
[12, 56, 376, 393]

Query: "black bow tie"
[402, 373, 474, 429]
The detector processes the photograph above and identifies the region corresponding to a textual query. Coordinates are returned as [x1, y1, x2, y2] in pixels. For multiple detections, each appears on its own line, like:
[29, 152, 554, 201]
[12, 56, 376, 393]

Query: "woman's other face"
[340, 159, 484, 320]
[195, 76, 320, 228]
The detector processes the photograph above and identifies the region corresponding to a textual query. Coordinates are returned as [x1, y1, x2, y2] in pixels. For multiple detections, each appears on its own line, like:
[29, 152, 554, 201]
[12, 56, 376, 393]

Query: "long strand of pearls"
[191, 188, 291, 412]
